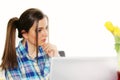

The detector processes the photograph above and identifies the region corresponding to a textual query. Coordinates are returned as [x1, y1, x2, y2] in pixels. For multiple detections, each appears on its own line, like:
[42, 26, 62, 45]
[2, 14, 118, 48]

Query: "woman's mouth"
[42, 39, 46, 42]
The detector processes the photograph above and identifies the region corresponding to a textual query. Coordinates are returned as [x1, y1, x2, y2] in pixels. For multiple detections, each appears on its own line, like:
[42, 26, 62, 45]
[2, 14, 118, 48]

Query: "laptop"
[49, 57, 118, 80]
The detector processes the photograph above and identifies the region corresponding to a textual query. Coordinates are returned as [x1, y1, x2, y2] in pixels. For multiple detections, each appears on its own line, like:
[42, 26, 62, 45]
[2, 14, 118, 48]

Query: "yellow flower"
[104, 21, 114, 33]
[104, 21, 120, 71]
[113, 26, 120, 37]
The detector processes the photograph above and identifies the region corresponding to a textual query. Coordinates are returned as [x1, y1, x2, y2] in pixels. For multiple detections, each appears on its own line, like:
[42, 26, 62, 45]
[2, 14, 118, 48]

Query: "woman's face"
[26, 17, 48, 46]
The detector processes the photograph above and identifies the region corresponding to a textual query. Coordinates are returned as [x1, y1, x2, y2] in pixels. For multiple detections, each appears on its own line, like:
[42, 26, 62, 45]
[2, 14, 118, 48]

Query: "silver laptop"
[49, 57, 118, 80]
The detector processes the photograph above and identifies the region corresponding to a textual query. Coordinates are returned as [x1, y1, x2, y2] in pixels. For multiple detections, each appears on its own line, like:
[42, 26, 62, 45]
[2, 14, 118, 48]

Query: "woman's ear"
[21, 30, 28, 39]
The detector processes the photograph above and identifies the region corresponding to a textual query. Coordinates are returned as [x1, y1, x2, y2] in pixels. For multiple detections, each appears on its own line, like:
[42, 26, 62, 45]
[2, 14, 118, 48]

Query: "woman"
[0, 8, 59, 80]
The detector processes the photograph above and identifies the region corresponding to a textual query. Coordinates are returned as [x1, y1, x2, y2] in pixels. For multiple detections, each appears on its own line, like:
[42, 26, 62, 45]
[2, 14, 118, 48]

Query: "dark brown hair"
[1, 8, 46, 69]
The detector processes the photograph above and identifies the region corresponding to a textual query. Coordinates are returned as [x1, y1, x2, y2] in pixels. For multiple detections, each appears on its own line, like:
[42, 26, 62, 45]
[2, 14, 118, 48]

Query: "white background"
[0, 0, 120, 62]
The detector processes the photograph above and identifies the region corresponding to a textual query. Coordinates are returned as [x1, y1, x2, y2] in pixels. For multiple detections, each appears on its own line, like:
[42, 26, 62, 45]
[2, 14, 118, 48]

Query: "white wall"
[0, 0, 119, 61]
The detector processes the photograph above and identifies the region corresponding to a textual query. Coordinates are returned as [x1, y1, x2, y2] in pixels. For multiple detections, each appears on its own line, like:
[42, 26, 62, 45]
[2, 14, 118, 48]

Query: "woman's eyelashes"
[37, 29, 42, 32]
[36, 26, 48, 32]
[35, 29, 41, 32]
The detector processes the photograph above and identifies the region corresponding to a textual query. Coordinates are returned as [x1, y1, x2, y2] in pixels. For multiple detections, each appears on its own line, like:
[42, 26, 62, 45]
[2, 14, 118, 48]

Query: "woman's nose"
[42, 29, 48, 37]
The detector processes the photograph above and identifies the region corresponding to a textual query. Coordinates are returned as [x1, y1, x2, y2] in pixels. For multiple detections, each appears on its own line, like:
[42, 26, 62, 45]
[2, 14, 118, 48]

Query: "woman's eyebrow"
[38, 25, 48, 29]
[38, 27, 43, 29]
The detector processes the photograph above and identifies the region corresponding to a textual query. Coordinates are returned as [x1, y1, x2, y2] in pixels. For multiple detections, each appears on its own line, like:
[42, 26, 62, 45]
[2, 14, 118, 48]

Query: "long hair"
[1, 8, 45, 70]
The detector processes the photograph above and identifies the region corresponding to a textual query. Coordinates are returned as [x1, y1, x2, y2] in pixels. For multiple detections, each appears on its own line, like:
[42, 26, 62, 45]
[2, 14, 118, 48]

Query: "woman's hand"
[41, 43, 59, 57]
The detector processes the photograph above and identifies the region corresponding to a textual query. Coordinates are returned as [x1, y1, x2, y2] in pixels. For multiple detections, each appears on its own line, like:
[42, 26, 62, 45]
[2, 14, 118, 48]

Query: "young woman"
[0, 8, 59, 80]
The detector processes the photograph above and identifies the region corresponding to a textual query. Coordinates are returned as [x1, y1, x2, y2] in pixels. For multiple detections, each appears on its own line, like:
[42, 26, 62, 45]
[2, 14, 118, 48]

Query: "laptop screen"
[50, 57, 118, 80]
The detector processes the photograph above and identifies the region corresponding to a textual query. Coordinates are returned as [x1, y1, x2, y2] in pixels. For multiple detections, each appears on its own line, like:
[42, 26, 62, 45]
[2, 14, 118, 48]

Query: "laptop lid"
[49, 57, 118, 80]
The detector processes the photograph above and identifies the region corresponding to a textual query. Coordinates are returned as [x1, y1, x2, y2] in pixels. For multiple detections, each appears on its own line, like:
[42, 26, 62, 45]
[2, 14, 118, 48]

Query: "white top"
[0, 68, 6, 80]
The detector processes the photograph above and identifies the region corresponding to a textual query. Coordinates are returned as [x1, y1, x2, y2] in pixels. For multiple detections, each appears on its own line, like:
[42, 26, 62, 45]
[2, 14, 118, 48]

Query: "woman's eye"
[38, 29, 42, 32]
[36, 29, 42, 32]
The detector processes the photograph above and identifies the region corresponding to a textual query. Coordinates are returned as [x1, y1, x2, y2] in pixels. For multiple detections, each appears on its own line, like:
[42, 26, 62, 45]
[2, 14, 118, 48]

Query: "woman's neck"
[22, 39, 37, 59]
